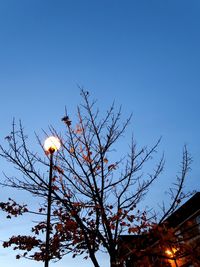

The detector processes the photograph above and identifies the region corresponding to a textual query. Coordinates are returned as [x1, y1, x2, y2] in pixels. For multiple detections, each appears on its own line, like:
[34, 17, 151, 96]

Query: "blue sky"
[0, 1, 200, 266]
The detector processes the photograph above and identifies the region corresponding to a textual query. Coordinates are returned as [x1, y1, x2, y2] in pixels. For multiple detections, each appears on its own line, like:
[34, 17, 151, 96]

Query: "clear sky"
[0, 1, 200, 266]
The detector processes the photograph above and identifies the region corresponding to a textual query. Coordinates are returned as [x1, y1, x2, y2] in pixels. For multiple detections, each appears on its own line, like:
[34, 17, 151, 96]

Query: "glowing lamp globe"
[165, 249, 173, 257]
[44, 136, 61, 153]
[165, 247, 177, 258]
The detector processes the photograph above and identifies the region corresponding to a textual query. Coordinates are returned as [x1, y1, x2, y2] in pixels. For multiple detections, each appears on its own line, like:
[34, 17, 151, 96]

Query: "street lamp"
[44, 136, 61, 267]
[165, 247, 179, 267]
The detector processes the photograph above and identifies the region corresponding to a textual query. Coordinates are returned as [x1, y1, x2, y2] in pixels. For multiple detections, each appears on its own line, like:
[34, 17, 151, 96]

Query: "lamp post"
[44, 136, 61, 267]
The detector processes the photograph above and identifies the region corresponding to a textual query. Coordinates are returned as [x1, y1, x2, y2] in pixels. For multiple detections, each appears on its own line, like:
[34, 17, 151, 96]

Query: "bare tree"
[0, 90, 192, 267]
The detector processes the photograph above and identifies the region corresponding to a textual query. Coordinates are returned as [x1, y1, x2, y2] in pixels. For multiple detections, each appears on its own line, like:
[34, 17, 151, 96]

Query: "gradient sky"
[0, 1, 200, 266]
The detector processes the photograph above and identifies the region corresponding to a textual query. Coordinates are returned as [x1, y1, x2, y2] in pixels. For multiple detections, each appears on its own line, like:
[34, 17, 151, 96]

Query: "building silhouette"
[119, 193, 200, 267]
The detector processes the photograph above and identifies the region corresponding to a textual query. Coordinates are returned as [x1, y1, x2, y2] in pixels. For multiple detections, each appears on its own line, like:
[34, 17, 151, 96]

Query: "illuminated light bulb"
[165, 249, 173, 257]
[165, 247, 177, 258]
[44, 136, 61, 153]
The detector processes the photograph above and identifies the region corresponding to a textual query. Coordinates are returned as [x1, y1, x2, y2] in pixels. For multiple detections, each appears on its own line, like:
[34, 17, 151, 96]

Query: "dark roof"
[165, 192, 200, 228]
